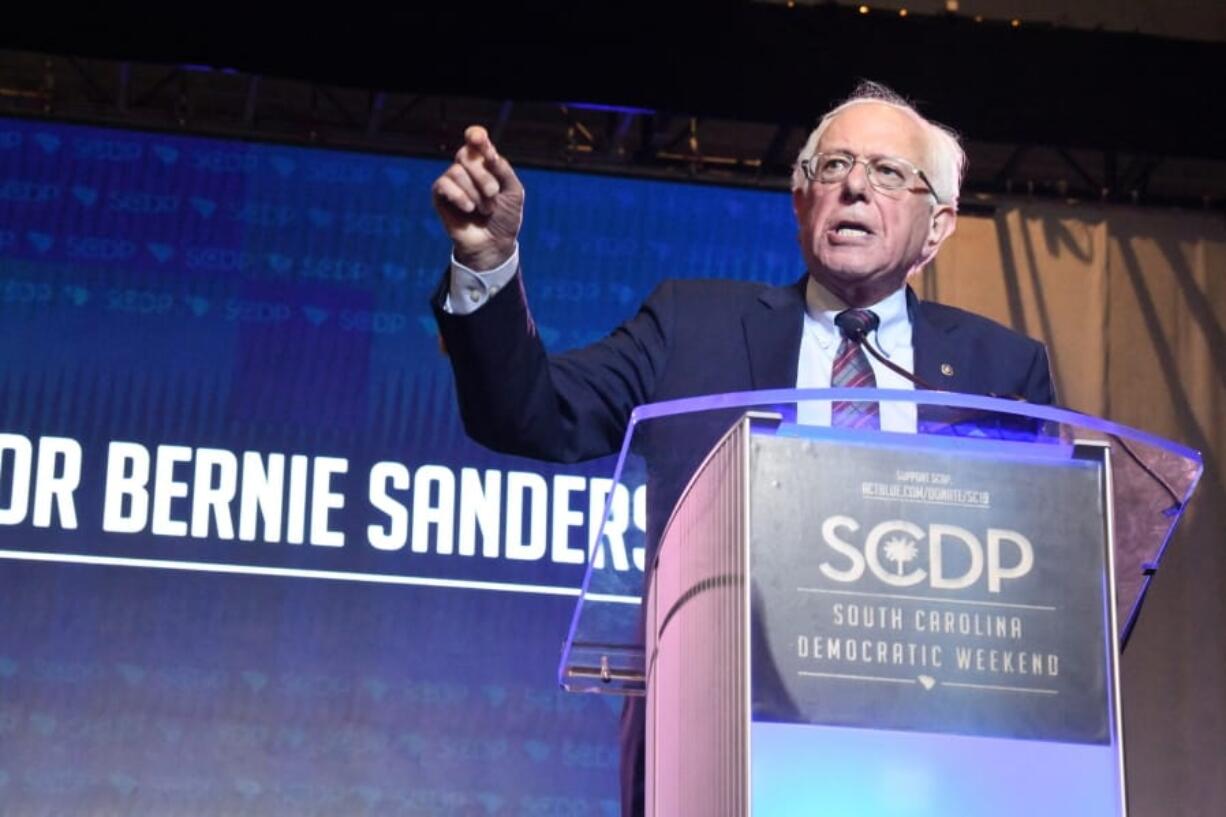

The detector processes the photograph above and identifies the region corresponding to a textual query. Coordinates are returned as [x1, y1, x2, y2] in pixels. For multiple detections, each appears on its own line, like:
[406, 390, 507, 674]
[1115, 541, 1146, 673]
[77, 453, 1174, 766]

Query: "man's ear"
[923, 204, 957, 258]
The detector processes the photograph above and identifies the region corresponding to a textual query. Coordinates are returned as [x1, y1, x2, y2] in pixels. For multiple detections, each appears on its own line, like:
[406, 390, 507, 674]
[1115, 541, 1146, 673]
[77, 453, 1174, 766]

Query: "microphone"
[835, 309, 937, 391]
[833, 308, 878, 344]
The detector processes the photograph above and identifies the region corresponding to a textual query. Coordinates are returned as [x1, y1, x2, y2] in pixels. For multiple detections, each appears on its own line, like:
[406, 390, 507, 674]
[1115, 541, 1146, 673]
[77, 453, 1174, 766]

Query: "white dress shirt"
[445, 251, 918, 432]
[796, 277, 917, 432]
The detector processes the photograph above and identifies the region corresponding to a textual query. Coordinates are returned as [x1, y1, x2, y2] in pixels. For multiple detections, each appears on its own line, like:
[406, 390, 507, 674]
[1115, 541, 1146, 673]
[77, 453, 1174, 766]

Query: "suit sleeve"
[431, 268, 674, 463]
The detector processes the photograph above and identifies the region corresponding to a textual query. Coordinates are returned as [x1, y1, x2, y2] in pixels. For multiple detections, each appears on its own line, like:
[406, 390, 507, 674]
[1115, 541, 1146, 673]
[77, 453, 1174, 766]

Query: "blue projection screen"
[0, 117, 798, 814]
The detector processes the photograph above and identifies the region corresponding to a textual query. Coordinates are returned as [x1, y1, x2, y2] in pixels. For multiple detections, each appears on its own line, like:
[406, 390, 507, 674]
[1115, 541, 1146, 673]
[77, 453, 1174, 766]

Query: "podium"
[559, 389, 1202, 817]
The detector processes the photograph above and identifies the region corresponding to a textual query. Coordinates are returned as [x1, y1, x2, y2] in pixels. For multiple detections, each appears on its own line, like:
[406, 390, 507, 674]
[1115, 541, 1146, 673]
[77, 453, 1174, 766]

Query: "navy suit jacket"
[432, 270, 1054, 817]
[434, 271, 1054, 464]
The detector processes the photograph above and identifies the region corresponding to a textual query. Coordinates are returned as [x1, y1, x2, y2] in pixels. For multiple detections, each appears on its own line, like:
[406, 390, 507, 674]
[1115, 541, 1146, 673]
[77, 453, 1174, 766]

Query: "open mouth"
[829, 220, 874, 239]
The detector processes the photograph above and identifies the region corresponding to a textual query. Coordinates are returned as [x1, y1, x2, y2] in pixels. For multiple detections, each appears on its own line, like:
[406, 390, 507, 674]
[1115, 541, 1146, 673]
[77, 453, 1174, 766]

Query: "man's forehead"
[817, 102, 928, 159]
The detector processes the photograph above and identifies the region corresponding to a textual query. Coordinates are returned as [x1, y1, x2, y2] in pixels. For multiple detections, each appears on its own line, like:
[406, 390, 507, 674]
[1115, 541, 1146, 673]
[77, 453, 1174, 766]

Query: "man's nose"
[840, 160, 871, 200]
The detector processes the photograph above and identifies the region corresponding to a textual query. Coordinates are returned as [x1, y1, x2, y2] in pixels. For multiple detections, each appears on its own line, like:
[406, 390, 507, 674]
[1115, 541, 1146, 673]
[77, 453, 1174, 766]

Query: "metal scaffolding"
[2, 49, 1224, 212]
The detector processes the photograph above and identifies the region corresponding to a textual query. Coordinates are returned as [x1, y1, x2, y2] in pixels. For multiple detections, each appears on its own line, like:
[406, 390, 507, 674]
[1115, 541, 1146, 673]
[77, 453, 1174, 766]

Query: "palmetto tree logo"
[882, 534, 919, 576]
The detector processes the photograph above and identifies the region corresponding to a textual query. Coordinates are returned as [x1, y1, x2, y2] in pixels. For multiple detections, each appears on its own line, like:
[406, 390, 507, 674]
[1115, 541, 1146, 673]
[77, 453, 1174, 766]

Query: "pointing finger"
[465, 125, 497, 157]
[457, 126, 521, 199]
[456, 147, 501, 200]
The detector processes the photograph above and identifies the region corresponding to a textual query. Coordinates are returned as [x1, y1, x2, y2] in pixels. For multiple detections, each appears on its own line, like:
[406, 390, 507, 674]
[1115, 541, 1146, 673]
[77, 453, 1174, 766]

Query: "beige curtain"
[920, 201, 1226, 816]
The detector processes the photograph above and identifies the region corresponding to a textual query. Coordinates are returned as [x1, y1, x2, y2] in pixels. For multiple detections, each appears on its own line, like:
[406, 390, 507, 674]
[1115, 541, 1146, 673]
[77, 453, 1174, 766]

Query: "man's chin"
[815, 246, 881, 275]
[810, 266, 903, 306]
[815, 265, 880, 290]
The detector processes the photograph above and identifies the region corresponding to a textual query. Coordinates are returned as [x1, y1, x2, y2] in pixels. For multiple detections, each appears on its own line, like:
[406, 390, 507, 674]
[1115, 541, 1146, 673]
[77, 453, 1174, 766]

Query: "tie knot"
[834, 309, 880, 343]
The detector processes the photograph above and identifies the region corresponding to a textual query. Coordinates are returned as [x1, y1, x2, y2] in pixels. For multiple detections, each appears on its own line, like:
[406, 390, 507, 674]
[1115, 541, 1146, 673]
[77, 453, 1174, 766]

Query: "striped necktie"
[831, 308, 881, 429]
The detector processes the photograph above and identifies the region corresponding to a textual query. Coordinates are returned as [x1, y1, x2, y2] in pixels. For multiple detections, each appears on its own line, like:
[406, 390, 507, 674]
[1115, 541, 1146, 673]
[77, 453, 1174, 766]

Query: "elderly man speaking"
[430, 81, 1054, 816]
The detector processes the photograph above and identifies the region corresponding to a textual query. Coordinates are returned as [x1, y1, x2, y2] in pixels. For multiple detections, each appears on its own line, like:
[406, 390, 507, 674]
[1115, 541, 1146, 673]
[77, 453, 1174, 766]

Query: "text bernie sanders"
[0, 433, 646, 568]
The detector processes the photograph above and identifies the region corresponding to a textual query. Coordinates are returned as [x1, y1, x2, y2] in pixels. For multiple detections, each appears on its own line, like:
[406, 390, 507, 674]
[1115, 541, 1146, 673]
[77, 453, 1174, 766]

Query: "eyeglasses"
[800, 151, 942, 202]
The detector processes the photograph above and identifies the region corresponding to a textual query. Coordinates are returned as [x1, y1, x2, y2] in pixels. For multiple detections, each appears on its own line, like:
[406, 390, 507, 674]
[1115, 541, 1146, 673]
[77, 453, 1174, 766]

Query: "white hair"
[791, 80, 966, 209]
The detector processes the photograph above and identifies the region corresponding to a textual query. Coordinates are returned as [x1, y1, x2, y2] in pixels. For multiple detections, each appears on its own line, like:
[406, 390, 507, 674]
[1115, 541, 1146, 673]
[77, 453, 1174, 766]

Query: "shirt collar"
[803, 276, 912, 356]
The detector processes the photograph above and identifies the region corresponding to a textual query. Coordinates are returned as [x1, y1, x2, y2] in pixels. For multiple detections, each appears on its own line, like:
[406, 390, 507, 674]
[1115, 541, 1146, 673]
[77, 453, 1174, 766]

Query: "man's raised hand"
[431, 126, 524, 271]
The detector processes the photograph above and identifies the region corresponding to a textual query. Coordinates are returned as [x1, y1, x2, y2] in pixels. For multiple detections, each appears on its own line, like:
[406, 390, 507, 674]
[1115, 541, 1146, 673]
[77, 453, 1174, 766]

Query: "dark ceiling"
[4, 3, 1224, 160]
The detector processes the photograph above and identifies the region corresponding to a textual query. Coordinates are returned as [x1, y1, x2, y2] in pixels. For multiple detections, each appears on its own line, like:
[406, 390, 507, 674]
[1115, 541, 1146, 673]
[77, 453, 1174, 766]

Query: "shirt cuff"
[443, 244, 520, 315]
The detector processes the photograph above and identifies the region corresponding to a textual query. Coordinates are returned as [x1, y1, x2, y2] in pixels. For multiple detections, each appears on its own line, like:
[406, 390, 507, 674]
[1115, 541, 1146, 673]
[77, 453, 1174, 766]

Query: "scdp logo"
[818, 516, 1034, 594]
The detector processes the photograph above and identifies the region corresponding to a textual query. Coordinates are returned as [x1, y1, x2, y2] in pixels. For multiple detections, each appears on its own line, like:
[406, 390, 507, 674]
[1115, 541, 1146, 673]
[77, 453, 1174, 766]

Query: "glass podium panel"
[558, 388, 1203, 696]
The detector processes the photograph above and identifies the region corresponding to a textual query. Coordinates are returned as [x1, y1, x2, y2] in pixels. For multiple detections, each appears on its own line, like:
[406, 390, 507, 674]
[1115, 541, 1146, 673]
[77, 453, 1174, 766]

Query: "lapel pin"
[940, 363, 954, 377]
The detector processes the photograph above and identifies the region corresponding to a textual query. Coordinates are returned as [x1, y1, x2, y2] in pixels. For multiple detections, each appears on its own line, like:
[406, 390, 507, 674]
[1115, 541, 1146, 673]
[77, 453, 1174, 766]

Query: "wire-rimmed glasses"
[800, 151, 942, 202]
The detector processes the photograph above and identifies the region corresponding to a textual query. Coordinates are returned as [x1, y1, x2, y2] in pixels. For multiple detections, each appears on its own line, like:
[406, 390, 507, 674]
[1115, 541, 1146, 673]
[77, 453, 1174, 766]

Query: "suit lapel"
[743, 277, 806, 389]
[742, 283, 978, 397]
[909, 287, 973, 394]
